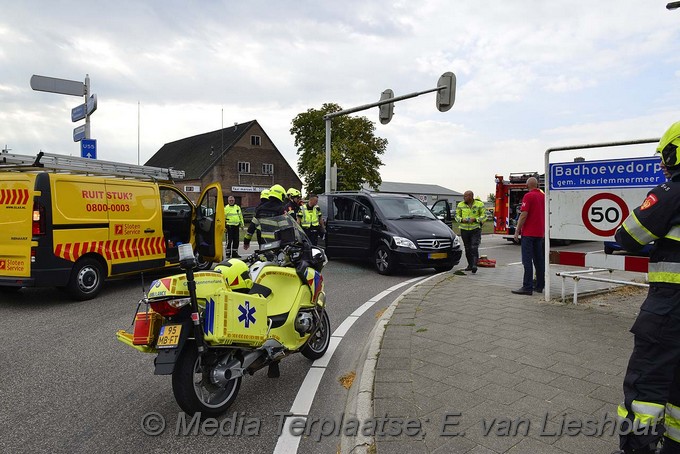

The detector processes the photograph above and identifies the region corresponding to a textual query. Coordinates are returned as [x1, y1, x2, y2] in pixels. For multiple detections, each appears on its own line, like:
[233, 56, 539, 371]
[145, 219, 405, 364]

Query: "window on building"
[238, 161, 250, 173]
[251, 135, 261, 146]
[262, 163, 274, 174]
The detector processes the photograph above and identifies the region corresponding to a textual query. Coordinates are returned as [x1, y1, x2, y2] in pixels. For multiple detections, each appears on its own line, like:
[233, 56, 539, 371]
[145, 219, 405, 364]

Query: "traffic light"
[436, 72, 456, 112]
[379, 89, 394, 124]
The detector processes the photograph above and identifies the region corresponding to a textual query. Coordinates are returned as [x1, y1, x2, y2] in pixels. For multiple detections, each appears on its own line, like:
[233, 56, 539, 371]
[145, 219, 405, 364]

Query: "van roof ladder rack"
[0, 151, 184, 182]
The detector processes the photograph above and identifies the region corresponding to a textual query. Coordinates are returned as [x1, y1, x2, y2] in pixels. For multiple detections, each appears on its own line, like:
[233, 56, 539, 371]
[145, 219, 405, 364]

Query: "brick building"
[146, 120, 302, 207]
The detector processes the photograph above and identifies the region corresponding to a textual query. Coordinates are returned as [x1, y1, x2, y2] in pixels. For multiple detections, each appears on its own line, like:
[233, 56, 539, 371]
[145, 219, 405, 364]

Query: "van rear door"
[0, 173, 36, 279]
[192, 183, 224, 262]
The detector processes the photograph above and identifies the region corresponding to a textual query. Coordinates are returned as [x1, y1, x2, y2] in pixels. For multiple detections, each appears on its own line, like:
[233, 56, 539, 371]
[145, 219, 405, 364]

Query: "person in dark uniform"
[613, 121, 680, 454]
[243, 184, 287, 250]
[285, 188, 302, 218]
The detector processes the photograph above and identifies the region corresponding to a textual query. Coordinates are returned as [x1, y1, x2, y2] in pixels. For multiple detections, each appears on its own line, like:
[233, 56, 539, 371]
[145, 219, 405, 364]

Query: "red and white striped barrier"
[550, 251, 648, 273]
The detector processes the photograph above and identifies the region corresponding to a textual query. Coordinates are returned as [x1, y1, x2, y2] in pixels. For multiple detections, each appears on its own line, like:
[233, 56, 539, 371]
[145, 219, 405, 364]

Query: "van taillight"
[32, 202, 46, 235]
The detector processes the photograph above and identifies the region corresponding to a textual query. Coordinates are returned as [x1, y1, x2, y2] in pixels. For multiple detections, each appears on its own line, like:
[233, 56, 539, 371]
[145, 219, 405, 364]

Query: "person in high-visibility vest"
[297, 193, 325, 246]
[286, 188, 302, 218]
[454, 191, 487, 274]
[223, 196, 244, 258]
[612, 121, 680, 454]
[243, 184, 287, 250]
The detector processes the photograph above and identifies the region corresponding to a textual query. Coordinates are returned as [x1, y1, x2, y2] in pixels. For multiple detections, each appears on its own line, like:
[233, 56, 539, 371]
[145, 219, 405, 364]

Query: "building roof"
[145, 120, 256, 180]
[363, 181, 463, 196]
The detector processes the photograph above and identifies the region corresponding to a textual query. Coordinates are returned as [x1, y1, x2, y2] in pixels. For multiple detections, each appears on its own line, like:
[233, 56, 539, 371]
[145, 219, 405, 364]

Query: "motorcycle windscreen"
[192, 183, 224, 262]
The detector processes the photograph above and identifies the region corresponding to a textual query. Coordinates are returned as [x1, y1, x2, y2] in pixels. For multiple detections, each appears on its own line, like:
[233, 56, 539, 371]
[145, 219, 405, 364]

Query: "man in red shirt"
[512, 176, 545, 295]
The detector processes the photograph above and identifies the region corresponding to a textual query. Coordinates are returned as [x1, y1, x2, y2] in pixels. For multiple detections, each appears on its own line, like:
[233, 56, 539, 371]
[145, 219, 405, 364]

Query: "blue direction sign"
[550, 156, 665, 190]
[73, 125, 86, 142]
[81, 139, 97, 159]
[71, 103, 86, 122]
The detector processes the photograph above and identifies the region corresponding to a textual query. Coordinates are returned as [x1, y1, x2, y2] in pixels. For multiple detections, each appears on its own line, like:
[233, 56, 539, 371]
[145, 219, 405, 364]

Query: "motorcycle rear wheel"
[301, 311, 331, 360]
[172, 344, 242, 417]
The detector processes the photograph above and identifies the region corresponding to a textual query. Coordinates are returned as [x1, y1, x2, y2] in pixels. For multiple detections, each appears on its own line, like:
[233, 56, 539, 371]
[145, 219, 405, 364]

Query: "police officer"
[297, 193, 325, 246]
[285, 188, 302, 217]
[243, 184, 287, 250]
[224, 196, 244, 258]
[613, 121, 680, 454]
[454, 190, 487, 274]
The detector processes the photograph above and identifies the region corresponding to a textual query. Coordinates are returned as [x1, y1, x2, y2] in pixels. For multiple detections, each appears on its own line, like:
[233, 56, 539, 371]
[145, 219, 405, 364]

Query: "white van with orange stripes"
[0, 153, 224, 300]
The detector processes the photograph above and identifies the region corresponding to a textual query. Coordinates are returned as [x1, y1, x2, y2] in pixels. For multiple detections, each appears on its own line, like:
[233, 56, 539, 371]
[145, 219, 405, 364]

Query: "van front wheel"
[374, 245, 397, 275]
[68, 258, 105, 300]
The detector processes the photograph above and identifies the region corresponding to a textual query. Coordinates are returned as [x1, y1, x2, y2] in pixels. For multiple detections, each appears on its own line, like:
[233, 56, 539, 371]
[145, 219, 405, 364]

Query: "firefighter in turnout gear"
[454, 191, 487, 273]
[224, 196, 244, 258]
[285, 188, 302, 217]
[297, 193, 325, 246]
[243, 184, 287, 250]
[613, 121, 680, 454]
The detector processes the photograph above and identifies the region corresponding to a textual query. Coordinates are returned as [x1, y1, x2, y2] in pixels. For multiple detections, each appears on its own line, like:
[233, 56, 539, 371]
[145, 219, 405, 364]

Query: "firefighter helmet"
[260, 189, 270, 201]
[269, 184, 286, 201]
[657, 120, 680, 168]
[287, 188, 301, 198]
[214, 259, 252, 291]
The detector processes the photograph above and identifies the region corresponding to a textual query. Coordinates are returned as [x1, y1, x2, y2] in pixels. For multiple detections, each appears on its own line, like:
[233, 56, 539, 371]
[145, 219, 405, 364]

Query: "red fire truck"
[493, 172, 544, 237]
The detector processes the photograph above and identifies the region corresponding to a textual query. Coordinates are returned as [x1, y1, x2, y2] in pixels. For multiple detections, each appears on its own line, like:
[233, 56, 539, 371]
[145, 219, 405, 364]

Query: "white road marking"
[508, 261, 523, 266]
[272, 276, 423, 454]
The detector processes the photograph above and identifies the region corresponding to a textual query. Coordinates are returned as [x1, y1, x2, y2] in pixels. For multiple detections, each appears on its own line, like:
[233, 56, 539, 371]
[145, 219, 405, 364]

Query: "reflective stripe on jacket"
[615, 177, 680, 285]
[454, 199, 487, 230]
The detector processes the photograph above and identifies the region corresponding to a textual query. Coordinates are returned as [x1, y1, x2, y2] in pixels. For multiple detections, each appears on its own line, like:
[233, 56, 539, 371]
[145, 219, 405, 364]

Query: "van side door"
[192, 183, 224, 262]
[431, 199, 453, 229]
[325, 196, 372, 258]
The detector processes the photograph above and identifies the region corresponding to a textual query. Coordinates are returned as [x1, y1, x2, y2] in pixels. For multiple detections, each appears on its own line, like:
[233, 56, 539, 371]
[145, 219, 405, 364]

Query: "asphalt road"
[0, 236, 604, 454]
[0, 255, 431, 454]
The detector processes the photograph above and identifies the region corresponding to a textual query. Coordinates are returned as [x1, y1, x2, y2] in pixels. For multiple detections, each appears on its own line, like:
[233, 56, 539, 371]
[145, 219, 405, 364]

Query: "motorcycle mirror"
[178, 243, 194, 261]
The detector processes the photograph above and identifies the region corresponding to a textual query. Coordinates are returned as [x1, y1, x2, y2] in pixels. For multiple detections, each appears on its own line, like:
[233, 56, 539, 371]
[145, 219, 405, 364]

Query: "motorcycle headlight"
[393, 236, 417, 249]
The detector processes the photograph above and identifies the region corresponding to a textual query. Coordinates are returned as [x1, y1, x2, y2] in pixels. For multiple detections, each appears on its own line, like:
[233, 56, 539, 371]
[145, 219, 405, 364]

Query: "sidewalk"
[344, 264, 648, 454]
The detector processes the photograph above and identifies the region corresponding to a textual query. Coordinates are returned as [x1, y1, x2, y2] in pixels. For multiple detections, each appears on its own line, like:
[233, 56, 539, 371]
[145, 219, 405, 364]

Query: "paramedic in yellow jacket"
[454, 191, 487, 274]
[224, 196, 244, 258]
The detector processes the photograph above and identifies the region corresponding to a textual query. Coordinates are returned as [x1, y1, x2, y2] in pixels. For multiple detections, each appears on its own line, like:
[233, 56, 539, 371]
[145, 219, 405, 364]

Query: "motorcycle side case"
[202, 292, 269, 346]
[154, 320, 193, 375]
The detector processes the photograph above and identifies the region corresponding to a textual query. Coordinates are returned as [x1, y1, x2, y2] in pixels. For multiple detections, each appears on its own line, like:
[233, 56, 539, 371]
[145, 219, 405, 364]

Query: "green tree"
[487, 193, 495, 203]
[290, 103, 387, 194]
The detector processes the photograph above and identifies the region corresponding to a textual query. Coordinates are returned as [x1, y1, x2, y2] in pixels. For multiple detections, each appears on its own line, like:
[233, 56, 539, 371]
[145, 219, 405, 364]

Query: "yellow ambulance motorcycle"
[116, 214, 330, 417]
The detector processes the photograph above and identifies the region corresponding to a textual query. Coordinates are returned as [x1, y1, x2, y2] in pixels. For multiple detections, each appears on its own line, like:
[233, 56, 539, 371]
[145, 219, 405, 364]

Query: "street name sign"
[73, 125, 86, 142]
[30, 75, 85, 97]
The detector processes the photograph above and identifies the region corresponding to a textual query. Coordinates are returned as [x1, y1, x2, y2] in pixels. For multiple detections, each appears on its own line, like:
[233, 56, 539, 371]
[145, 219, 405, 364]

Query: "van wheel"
[374, 245, 396, 275]
[67, 258, 105, 300]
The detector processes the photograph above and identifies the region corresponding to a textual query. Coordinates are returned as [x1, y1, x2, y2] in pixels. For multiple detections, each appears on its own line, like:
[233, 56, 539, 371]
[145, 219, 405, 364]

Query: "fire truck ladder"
[0, 150, 184, 182]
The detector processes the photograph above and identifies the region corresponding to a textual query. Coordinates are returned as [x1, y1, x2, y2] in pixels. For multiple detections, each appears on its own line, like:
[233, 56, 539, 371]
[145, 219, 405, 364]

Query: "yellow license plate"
[429, 252, 448, 259]
[157, 324, 182, 349]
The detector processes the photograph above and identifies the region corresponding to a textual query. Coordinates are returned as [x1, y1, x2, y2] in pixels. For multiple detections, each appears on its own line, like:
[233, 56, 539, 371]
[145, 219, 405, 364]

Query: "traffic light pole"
[323, 72, 455, 194]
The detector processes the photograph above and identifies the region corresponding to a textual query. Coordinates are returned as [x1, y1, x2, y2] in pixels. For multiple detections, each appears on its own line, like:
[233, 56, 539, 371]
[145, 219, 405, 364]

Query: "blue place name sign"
[550, 157, 665, 190]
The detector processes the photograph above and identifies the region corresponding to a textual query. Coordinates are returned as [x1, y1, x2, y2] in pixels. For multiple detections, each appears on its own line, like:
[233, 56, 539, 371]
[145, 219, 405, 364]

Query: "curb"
[339, 273, 446, 454]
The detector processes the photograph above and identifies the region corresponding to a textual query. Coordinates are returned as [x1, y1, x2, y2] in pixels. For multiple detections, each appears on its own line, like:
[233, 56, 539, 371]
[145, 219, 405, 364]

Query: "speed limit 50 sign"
[581, 193, 629, 237]
[549, 157, 664, 241]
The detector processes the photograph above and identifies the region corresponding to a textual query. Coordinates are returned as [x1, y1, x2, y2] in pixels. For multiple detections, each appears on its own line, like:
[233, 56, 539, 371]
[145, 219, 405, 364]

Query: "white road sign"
[549, 156, 665, 241]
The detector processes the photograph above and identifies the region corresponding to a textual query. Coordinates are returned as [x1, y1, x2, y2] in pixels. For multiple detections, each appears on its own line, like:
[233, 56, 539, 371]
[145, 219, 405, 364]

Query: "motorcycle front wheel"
[172, 344, 242, 418]
[301, 310, 331, 360]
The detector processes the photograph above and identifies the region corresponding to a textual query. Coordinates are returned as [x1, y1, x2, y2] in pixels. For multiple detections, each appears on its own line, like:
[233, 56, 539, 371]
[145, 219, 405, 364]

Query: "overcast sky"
[1, 1, 679, 199]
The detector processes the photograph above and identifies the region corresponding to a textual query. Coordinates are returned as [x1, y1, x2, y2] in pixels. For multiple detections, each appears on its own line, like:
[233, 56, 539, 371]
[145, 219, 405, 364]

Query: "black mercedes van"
[318, 191, 462, 274]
